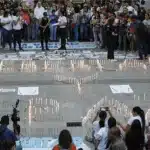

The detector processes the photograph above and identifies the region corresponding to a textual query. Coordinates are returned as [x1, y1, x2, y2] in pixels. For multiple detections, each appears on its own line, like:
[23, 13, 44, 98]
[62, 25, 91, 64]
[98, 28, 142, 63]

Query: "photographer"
[0, 115, 17, 150]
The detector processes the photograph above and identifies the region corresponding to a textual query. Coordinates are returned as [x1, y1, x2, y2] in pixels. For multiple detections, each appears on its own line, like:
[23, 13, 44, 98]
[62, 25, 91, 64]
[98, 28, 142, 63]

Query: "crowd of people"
[0, 105, 150, 150]
[91, 106, 149, 150]
[0, 0, 150, 58]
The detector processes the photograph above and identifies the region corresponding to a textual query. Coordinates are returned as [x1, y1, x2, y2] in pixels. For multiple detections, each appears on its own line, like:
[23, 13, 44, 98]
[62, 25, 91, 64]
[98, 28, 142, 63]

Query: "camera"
[11, 99, 20, 123]
[100, 106, 109, 111]
[11, 99, 20, 135]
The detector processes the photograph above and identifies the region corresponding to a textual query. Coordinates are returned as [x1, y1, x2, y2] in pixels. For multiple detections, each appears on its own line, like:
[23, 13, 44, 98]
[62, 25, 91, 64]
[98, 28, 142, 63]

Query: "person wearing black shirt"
[135, 21, 148, 60]
[106, 17, 118, 59]
[125, 119, 144, 150]
[118, 14, 127, 51]
[39, 12, 50, 51]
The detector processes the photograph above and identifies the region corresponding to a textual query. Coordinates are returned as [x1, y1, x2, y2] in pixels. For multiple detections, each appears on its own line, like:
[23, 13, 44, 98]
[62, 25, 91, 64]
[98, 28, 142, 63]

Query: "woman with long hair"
[118, 106, 145, 133]
[125, 119, 144, 150]
[52, 129, 76, 150]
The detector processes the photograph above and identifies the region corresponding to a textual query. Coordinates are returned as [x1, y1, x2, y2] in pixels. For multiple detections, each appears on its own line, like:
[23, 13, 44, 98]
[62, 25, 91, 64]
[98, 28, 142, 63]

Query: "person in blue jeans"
[49, 10, 57, 41]
[72, 6, 80, 41]
[1, 11, 12, 50]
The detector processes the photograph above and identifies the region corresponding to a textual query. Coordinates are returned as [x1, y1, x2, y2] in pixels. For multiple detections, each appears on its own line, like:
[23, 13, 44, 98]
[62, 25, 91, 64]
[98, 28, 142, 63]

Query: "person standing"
[135, 21, 149, 60]
[0, 115, 18, 150]
[39, 12, 50, 51]
[1, 11, 12, 50]
[125, 119, 144, 150]
[49, 10, 57, 41]
[0, 10, 4, 48]
[34, 2, 45, 40]
[106, 17, 115, 59]
[58, 11, 67, 50]
[108, 127, 126, 150]
[12, 11, 23, 51]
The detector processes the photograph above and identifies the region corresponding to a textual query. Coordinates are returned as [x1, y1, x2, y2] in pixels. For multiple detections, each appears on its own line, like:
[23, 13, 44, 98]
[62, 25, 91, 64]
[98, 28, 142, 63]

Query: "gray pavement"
[0, 57, 149, 138]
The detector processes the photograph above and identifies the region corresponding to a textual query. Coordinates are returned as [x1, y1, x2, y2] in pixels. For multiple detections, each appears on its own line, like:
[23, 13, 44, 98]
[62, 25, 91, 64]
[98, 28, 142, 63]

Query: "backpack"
[53, 144, 77, 150]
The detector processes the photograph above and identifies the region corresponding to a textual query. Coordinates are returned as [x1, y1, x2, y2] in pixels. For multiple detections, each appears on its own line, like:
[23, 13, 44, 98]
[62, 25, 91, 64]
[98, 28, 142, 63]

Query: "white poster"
[110, 85, 133, 94]
[23, 148, 48, 150]
[18, 87, 39, 95]
[0, 88, 16, 93]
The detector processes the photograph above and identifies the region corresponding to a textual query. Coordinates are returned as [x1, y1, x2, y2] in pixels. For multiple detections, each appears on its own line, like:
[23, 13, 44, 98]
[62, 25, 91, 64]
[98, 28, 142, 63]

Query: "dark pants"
[137, 39, 148, 59]
[101, 27, 107, 48]
[107, 35, 116, 59]
[2, 28, 12, 49]
[22, 24, 28, 41]
[13, 30, 22, 50]
[40, 29, 49, 49]
[59, 27, 67, 49]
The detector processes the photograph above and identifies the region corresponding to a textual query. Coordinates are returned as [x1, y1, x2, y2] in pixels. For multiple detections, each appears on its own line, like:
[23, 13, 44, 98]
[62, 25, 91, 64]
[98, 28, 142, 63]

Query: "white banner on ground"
[110, 85, 133, 94]
[0, 88, 16, 93]
[23, 147, 90, 150]
[18, 87, 39, 95]
[16, 42, 96, 50]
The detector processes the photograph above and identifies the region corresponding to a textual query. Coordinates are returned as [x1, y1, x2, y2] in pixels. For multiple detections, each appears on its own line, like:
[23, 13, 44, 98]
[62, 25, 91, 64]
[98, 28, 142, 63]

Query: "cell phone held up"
[100, 107, 109, 111]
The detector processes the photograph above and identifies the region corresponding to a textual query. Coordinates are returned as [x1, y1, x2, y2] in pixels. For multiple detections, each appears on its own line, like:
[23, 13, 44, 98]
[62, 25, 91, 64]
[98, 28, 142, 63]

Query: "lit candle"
[96, 60, 103, 71]
[77, 81, 81, 94]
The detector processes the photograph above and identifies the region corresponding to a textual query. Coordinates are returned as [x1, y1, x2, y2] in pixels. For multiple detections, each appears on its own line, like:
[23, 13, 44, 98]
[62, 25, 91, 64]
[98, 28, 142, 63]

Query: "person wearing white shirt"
[92, 110, 108, 137]
[118, 106, 145, 133]
[34, 2, 45, 20]
[34, 2, 45, 40]
[58, 11, 67, 50]
[1, 11, 12, 50]
[12, 11, 23, 51]
[94, 120, 108, 150]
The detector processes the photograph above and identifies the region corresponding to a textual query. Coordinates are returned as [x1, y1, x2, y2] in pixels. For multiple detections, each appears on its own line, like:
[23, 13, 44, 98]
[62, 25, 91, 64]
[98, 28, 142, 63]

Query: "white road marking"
[18, 87, 39, 95]
[110, 85, 133, 94]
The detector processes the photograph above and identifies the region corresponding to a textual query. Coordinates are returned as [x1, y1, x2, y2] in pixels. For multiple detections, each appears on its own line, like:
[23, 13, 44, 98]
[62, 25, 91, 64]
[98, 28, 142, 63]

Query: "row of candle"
[0, 59, 149, 72]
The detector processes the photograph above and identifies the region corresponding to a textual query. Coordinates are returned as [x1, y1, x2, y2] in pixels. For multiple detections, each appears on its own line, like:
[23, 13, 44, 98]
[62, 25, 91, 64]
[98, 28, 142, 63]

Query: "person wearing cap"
[39, 12, 50, 50]
[0, 115, 17, 150]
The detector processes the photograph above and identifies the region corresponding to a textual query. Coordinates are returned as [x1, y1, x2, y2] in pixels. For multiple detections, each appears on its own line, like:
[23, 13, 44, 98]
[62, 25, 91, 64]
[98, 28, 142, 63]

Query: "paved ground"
[0, 44, 149, 140]
[0, 56, 149, 138]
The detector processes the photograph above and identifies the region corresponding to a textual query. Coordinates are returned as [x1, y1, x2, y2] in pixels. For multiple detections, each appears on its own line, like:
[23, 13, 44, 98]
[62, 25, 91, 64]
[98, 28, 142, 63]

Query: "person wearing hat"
[0, 115, 17, 150]
[39, 12, 50, 51]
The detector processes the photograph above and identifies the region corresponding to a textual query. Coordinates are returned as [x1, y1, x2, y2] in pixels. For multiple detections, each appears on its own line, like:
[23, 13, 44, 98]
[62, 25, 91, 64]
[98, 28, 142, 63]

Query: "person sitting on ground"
[52, 129, 77, 150]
